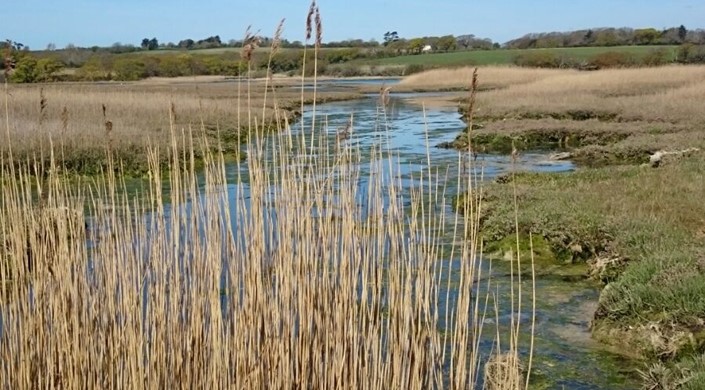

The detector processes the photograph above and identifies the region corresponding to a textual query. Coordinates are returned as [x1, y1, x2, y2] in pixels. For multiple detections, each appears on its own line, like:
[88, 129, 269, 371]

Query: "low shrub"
[513, 51, 562, 68]
[588, 51, 637, 68]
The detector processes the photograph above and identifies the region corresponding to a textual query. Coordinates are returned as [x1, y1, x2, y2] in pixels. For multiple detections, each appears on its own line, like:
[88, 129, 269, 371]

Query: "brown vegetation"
[0, 91, 529, 389]
[409, 65, 705, 164]
[1, 77, 359, 175]
[0, 7, 533, 387]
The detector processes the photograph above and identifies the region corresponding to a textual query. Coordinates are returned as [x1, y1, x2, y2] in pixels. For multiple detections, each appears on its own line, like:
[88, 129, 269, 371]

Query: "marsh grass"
[416, 65, 705, 165]
[0, 11, 536, 390]
[478, 154, 705, 371]
[0, 93, 525, 389]
[0, 77, 357, 176]
[403, 65, 705, 124]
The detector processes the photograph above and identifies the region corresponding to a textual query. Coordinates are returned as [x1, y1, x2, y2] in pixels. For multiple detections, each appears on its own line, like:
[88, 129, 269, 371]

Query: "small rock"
[570, 243, 583, 254]
[550, 152, 573, 161]
[649, 151, 664, 168]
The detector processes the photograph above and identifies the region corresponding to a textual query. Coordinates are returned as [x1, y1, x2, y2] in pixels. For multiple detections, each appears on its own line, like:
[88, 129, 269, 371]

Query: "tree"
[679, 25, 688, 42]
[113, 58, 147, 80]
[383, 31, 399, 46]
[142, 38, 158, 50]
[36, 57, 64, 81]
[408, 38, 425, 54]
[386, 39, 408, 55]
[634, 28, 660, 45]
[594, 30, 618, 46]
[78, 56, 110, 81]
[457, 35, 471, 49]
[436, 35, 457, 52]
[10, 54, 39, 83]
[110, 42, 138, 54]
[178, 39, 195, 49]
[677, 43, 694, 63]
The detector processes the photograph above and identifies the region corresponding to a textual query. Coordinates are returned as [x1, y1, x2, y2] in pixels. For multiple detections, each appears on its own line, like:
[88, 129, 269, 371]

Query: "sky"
[4, 0, 705, 50]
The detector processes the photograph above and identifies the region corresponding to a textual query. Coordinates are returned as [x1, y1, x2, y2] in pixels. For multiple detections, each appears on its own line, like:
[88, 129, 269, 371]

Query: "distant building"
[422, 45, 433, 53]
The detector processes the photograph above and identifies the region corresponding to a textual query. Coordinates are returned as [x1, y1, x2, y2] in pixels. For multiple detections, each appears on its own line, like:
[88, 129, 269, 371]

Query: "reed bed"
[397, 66, 569, 91]
[1, 79, 358, 175]
[402, 65, 705, 125]
[0, 7, 532, 388]
[0, 102, 529, 389]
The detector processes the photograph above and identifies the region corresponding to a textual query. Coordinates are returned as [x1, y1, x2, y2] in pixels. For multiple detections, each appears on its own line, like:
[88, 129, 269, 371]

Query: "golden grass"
[0, 50, 532, 390]
[407, 65, 705, 160]
[0, 99, 532, 388]
[479, 66, 705, 122]
[403, 65, 705, 126]
[0, 8, 533, 387]
[398, 66, 572, 91]
[1, 79, 359, 175]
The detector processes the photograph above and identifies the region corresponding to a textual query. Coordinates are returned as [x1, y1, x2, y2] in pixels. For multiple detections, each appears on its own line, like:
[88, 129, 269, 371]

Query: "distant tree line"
[4, 25, 705, 83]
[505, 26, 705, 49]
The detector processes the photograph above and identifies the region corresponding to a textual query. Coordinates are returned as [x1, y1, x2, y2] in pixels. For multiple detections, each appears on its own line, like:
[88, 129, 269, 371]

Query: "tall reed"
[0, 11, 534, 390]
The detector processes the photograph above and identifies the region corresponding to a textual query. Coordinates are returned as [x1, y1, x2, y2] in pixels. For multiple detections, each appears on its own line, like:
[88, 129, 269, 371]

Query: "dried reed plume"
[170, 101, 178, 123]
[272, 18, 285, 55]
[261, 19, 287, 129]
[379, 85, 392, 106]
[306, 1, 316, 41]
[241, 27, 260, 64]
[314, 6, 323, 48]
[39, 88, 47, 126]
[60, 106, 69, 137]
[101, 104, 112, 133]
[466, 68, 478, 156]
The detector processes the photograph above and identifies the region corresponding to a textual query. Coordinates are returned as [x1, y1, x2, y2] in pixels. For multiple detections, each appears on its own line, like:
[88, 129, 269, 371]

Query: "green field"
[128, 46, 352, 56]
[355, 45, 678, 67]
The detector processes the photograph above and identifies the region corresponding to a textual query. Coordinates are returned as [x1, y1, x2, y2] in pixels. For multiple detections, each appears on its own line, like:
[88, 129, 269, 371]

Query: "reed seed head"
[39, 88, 48, 125]
[60, 106, 69, 136]
[272, 19, 285, 55]
[241, 29, 261, 64]
[170, 101, 177, 123]
[314, 6, 323, 48]
[306, 1, 316, 41]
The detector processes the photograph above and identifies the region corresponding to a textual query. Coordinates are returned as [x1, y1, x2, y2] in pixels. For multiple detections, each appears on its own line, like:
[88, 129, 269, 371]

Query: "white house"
[422, 45, 433, 53]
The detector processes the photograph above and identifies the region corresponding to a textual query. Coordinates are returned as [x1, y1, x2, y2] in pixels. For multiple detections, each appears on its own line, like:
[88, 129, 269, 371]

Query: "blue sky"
[4, 0, 704, 49]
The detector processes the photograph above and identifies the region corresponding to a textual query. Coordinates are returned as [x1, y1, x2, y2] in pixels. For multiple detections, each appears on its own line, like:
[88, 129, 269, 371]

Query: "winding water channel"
[257, 80, 638, 389]
[0, 79, 640, 388]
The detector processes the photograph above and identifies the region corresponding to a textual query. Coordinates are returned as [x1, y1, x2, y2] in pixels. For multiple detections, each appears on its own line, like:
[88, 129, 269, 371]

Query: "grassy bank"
[431, 65, 705, 386]
[474, 156, 705, 387]
[408, 65, 705, 165]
